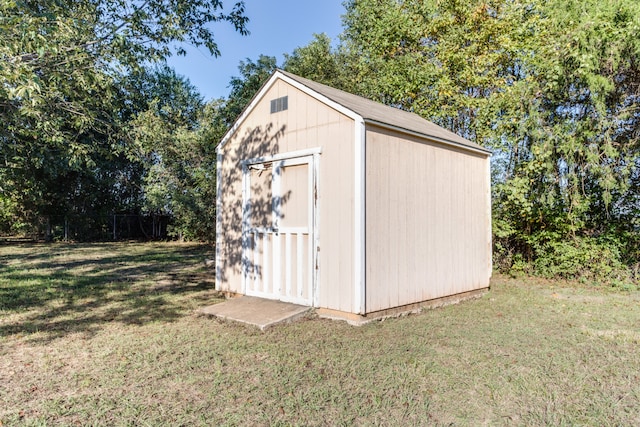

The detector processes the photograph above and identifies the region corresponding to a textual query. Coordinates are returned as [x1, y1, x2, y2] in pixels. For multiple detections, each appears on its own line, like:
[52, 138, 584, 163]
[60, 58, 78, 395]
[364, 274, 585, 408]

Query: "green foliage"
[0, 195, 25, 234]
[339, 0, 640, 285]
[341, 0, 528, 139]
[220, 55, 278, 125]
[531, 236, 629, 284]
[0, 0, 248, 238]
[489, 0, 640, 284]
[128, 67, 222, 242]
[283, 33, 353, 90]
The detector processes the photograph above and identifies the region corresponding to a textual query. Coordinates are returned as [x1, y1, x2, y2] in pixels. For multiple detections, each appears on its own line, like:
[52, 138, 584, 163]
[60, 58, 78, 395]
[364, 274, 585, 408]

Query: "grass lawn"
[1, 242, 640, 426]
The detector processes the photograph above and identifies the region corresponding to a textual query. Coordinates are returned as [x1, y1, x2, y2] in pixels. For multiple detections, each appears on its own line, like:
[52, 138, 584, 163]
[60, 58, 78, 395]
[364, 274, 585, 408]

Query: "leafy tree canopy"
[338, 0, 640, 283]
[0, 0, 248, 235]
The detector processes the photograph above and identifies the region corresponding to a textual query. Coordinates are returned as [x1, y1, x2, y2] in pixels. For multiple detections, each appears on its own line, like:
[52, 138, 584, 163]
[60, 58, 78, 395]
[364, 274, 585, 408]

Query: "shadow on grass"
[0, 243, 222, 343]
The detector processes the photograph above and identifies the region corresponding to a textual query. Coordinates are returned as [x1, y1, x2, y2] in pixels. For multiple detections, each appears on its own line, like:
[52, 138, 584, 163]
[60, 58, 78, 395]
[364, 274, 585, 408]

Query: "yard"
[1, 242, 639, 426]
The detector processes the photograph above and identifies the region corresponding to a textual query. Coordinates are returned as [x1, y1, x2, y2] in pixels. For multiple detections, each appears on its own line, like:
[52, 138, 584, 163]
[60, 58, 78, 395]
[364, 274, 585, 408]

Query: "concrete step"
[199, 296, 312, 331]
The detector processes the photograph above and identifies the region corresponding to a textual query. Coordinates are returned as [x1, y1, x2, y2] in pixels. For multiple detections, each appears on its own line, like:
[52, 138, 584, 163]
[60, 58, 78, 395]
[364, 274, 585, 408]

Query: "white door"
[242, 154, 317, 306]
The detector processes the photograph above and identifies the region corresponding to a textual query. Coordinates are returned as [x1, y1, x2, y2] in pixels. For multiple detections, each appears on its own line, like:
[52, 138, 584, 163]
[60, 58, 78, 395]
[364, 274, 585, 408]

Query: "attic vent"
[270, 96, 288, 114]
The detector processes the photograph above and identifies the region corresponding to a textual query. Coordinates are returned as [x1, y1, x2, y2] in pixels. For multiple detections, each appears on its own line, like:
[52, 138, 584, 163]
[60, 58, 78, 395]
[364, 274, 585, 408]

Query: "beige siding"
[318, 117, 355, 312]
[279, 163, 308, 228]
[249, 166, 273, 229]
[217, 79, 355, 311]
[365, 125, 491, 313]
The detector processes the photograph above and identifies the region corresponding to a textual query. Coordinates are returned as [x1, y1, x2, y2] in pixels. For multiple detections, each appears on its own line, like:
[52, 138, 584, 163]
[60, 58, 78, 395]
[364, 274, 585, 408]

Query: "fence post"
[64, 216, 68, 241]
[45, 216, 52, 242]
[113, 214, 116, 241]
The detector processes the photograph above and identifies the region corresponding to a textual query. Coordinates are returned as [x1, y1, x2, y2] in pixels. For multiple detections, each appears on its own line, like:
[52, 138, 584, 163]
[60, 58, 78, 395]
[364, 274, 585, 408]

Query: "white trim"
[273, 232, 282, 295]
[486, 157, 493, 280]
[215, 153, 222, 291]
[263, 233, 270, 294]
[297, 233, 303, 298]
[241, 152, 318, 307]
[364, 119, 492, 156]
[253, 231, 259, 292]
[272, 161, 282, 231]
[241, 147, 322, 166]
[249, 226, 278, 234]
[285, 232, 292, 296]
[265, 226, 308, 234]
[354, 118, 366, 314]
[312, 152, 320, 307]
[245, 289, 311, 306]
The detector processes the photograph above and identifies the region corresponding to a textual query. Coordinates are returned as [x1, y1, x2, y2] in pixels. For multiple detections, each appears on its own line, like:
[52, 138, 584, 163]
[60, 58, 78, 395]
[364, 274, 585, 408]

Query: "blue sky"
[167, 0, 346, 101]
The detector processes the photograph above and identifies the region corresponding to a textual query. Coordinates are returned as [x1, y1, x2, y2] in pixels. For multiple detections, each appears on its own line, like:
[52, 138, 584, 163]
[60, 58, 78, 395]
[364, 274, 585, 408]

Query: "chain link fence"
[3, 214, 171, 242]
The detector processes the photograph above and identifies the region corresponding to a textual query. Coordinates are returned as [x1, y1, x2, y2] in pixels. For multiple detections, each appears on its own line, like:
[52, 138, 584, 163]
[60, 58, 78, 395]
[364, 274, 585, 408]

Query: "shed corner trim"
[215, 152, 222, 291]
[354, 117, 366, 315]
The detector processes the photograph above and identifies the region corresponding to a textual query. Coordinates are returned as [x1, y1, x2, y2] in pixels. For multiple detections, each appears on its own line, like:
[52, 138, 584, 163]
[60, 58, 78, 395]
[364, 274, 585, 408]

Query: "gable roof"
[277, 70, 490, 155]
[218, 69, 490, 155]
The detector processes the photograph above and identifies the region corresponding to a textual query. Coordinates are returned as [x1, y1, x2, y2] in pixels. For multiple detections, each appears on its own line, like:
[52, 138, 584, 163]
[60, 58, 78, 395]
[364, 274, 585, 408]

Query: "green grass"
[1, 243, 640, 425]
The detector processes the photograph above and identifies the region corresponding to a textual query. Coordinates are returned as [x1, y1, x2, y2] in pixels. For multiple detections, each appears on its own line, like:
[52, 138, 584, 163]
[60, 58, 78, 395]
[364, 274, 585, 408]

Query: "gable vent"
[270, 96, 288, 114]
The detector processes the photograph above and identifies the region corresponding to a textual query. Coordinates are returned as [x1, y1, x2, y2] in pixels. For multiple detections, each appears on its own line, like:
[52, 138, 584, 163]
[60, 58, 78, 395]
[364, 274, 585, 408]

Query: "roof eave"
[363, 119, 492, 157]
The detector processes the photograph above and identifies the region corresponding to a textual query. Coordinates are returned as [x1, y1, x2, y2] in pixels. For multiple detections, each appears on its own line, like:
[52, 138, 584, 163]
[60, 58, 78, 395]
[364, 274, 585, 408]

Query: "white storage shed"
[215, 70, 492, 322]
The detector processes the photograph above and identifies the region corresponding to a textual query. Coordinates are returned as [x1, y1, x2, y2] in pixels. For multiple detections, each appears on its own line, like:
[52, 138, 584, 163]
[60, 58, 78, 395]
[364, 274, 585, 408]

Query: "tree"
[340, 0, 640, 283]
[129, 66, 222, 241]
[0, 0, 248, 235]
[490, 0, 640, 280]
[283, 33, 352, 91]
[219, 55, 278, 125]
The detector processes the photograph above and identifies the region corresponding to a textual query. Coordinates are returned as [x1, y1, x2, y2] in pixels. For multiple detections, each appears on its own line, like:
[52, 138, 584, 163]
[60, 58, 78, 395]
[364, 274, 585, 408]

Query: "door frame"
[241, 147, 321, 306]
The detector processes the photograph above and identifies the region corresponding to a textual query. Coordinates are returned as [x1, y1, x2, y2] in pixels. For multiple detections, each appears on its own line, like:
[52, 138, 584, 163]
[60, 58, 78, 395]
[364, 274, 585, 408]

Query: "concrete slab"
[199, 296, 312, 331]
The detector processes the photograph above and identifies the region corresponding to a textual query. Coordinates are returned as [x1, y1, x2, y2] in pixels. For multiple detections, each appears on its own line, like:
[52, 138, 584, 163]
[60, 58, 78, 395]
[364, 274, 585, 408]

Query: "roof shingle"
[278, 69, 489, 154]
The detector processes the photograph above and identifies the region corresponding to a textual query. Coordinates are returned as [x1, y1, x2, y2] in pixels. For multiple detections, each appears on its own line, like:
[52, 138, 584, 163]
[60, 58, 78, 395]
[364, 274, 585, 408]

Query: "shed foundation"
[316, 287, 489, 326]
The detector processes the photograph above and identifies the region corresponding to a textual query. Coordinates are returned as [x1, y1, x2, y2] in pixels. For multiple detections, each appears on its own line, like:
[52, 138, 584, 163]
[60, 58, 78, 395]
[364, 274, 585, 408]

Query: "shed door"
[242, 155, 317, 306]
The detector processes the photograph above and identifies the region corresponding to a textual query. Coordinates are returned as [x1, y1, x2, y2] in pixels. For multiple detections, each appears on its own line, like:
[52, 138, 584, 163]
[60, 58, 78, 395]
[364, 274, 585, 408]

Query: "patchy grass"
[1, 243, 640, 426]
[0, 242, 217, 340]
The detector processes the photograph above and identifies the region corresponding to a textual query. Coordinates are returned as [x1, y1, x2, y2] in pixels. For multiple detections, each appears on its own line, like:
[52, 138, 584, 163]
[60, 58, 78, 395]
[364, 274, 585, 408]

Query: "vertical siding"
[316, 115, 355, 312]
[217, 79, 355, 311]
[279, 164, 308, 228]
[365, 125, 491, 313]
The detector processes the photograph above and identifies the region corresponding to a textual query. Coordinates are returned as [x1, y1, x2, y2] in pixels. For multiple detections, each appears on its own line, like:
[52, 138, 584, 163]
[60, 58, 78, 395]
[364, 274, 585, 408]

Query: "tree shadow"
[0, 243, 220, 343]
[216, 122, 291, 287]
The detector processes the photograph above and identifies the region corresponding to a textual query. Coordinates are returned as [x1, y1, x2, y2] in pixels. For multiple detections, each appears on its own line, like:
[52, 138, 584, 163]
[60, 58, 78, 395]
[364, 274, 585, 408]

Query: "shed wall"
[217, 79, 355, 311]
[364, 125, 491, 313]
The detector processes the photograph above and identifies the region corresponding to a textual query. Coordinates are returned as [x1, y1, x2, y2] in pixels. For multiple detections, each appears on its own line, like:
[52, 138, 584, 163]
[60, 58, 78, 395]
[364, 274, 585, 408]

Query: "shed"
[215, 70, 492, 323]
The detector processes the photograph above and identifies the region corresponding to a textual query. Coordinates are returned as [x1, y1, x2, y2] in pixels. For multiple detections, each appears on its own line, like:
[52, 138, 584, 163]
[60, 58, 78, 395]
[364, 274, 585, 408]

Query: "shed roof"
[277, 69, 489, 154]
